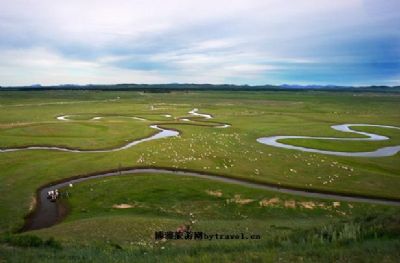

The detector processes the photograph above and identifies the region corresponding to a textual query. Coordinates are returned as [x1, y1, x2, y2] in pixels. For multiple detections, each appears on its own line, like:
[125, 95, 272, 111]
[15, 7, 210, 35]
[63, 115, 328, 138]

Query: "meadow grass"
[0, 90, 399, 261]
[27, 174, 399, 245]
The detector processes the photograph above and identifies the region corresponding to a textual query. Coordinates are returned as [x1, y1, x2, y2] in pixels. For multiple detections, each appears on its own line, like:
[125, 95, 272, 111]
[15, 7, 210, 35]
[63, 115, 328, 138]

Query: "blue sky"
[0, 0, 399, 86]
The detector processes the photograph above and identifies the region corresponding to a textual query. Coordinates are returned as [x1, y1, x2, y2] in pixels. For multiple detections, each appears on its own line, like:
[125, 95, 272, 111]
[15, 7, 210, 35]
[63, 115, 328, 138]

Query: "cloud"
[0, 48, 167, 85]
[0, 0, 399, 85]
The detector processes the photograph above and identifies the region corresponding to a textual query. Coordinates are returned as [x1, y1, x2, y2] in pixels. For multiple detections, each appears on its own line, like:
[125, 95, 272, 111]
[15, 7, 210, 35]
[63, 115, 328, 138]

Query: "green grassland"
[31, 174, 398, 244]
[0, 120, 154, 150]
[0, 90, 399, 262]
[280, 126, 400, 152]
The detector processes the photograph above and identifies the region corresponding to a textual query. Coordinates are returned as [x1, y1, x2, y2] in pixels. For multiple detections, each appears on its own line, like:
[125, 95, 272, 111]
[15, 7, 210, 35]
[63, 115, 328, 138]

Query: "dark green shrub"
[6, 234, 43, 247]
[44, 237, 62, 249]
[1, 234, 62, 249]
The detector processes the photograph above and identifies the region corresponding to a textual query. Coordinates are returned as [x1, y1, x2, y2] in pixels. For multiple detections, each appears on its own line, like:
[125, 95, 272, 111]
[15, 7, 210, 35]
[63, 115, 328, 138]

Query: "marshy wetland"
[0, 90, 399, 262]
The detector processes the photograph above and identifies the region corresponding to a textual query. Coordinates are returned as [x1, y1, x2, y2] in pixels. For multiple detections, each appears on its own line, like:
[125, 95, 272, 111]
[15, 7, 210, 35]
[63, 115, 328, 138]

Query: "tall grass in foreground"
[1, 213, 399, 262]
[280, 213, 400, 247]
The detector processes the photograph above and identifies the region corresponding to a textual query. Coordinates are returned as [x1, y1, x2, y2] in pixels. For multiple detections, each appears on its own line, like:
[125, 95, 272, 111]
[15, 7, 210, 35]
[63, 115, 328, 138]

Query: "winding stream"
[0, 125, 178, 153]
[3, 109, 400, 231]
[0, 109, 227, 153]
[257, 124, 400, 157]
[188, 108, 212, 119]
[22, 167, 400, 232]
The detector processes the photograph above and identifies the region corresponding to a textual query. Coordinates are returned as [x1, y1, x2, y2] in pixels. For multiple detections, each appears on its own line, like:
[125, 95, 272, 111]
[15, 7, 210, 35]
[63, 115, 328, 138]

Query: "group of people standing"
[47, 189, 59, 202]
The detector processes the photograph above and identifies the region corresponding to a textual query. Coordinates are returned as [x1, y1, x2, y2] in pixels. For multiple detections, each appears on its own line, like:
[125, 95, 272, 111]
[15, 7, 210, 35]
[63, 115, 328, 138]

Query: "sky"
[0, 0, 399, 86]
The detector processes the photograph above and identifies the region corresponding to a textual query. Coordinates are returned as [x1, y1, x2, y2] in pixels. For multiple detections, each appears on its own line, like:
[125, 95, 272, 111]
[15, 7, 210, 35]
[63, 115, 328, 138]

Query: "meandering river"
[1, 109, 399, 231]
[0, 109, 228, 153]
[257, 124, 400, 157]
[21, 167, 400, 231]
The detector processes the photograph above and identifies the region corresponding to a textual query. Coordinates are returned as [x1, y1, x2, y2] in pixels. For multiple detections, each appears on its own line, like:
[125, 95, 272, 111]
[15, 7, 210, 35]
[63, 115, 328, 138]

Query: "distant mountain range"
[280, 84, 342, 89]
[1, 83, 399, 92]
